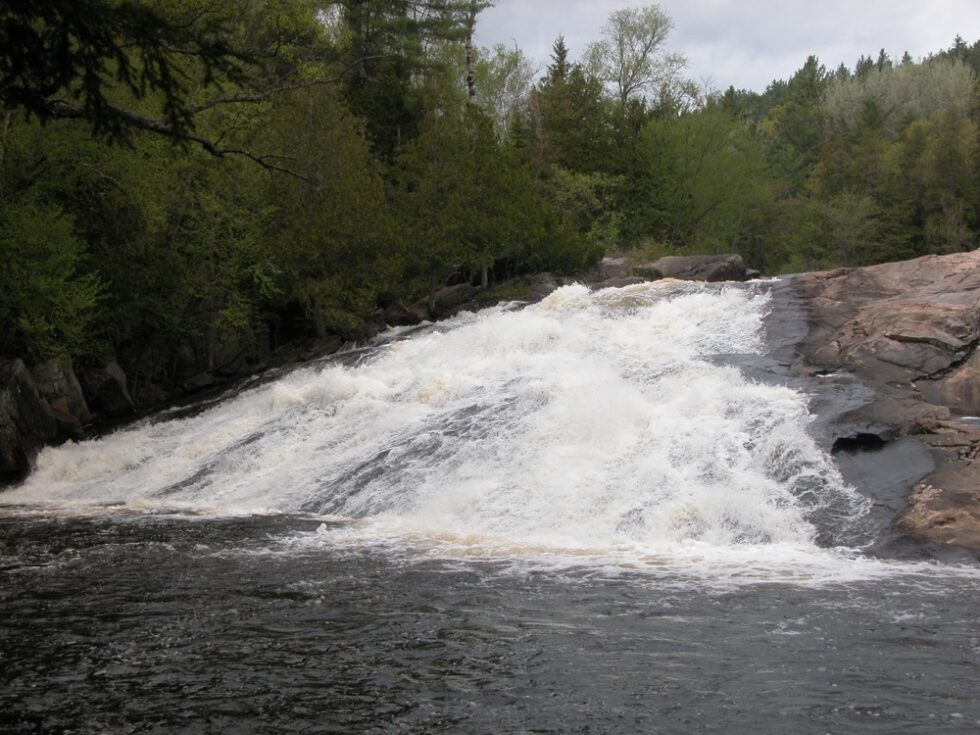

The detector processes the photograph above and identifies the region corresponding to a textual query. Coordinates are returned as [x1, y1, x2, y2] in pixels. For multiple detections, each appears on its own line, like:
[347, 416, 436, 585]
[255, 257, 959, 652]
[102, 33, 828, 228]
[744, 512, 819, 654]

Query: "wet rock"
[651, 254, 747, 282]
[840, 390, 950, 435]
[31, 358, 91, 423]
[0, 359, 59, 479]
[897, 457, 980, 550]
[52, 409, 86, 442]
[383, 302, 424, 327]
[429, 284, 480, 318]
[526, 274, 562, 301]
[78, 360, 135, 419]
[592, 276, 648, 291]
[795, 251, 980, 550]
[181, 372, 218, 394]
[299, 335, 345, 361]
[596, 257, 634, 280]
[632, 263, 664, 280]
[136, 382, 171, 407]
[795, 252, 980, 411]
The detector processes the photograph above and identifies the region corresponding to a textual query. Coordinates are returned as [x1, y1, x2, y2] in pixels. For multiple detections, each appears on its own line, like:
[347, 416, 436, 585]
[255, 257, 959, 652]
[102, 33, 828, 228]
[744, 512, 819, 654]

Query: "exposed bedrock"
[794, 251, 980, 550]
[0, 359, 59, 480]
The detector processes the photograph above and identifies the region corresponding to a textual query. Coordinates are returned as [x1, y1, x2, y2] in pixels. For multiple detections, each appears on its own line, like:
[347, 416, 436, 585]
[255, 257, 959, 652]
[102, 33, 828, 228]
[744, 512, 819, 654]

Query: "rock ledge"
[794, 251, 980, 550]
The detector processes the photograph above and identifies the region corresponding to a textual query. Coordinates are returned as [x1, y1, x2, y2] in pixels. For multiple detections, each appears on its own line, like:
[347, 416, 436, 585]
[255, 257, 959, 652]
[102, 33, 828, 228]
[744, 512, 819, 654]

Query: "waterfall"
[0, 281, 867, 564]
[2, 281, 869, 558]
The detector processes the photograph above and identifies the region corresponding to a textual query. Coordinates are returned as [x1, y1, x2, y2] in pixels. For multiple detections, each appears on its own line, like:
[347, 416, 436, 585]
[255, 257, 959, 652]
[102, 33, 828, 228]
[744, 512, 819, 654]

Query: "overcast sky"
[474, 1, 979, 92]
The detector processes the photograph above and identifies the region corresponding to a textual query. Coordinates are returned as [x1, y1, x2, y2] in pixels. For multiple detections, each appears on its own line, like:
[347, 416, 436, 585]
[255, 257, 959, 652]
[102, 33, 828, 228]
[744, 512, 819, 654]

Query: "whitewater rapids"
[2, 280, 881, 566]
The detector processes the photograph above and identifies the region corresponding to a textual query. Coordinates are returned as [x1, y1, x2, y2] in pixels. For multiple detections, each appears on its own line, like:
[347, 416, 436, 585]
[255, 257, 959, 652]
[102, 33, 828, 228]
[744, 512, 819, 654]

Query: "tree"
[758, 55, 828, 194]
[262, 87, 395, 338]
[823, 57, 976, 138]
[637, 105, 773, 251]
[0, 199, 101, 360]
[0, 0, 343, 176]
[584, 5, 685, 107]
[338, 0, 490, 158]
[531, 59, 612, 173]
[548, 36, 570, 84]
[474, 44, 535, 136]
[0, 0, 246, 142]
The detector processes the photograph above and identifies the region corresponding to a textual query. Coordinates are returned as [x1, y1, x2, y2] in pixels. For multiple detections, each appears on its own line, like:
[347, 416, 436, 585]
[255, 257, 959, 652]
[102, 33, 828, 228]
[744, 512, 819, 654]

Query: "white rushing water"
[2, 280, 879, 569]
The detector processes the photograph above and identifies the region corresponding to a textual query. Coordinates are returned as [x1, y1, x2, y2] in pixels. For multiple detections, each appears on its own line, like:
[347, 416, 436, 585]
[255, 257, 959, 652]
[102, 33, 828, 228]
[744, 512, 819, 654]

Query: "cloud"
[475, 0, 979, 91]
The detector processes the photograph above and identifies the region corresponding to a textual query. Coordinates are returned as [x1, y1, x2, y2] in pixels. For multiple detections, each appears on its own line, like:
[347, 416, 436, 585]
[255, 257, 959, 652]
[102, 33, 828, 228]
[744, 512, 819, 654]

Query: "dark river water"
[2, 513, 979, 735]
[2, 281, 979, 733]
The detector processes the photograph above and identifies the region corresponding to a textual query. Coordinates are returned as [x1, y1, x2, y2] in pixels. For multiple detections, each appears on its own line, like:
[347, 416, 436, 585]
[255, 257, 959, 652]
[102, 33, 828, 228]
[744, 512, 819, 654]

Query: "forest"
[1, 0, 978, 405]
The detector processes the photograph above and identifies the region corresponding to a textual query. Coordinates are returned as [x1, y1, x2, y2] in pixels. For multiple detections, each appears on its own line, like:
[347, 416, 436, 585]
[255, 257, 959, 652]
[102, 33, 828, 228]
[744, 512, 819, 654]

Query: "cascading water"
[5, 281, 980, 735]
[3, 281, 872, 565]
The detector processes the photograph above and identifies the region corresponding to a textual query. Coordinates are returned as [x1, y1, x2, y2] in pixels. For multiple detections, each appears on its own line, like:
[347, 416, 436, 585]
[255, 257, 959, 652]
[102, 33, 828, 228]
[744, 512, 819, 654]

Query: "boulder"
[632, 263, 664, 280]
[592, 276, 649, 291]
[595, 257, 634, 280]
[651, 254, 747, 282]
[181, 372, 218, 394]
[794, 251, 980, 550]
[78, 360, 135, 419]
[383, 302, 424, 327]
[429, 283, 480, 318]
[0, 359, 59, 479]
[525, 273, 565, 301]
[52, 410, 86, 442]
[31, 358, 91, 423]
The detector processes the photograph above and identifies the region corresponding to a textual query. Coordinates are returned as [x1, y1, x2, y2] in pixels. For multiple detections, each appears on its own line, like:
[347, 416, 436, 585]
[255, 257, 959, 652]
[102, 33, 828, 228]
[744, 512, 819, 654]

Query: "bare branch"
[187, 55, 382, 114]
[46, 100, 312, 181]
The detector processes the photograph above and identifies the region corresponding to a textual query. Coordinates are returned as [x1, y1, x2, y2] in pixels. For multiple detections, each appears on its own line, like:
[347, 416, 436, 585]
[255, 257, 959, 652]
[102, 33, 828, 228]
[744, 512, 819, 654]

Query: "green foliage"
[394, 104, 598, 293]
[638, 106, 773, 251]
[776, 194, 885, 271]
[0, 0, 977, 404]
[339, 0, 490, 158]
[0, 0, 249, 141]
[261, 87, 395, 337]
[824, 58, 976, 137]
[0, 199, 101, 360]
[546, 168, 622, 254]
[758, 56, 829, 194]
[531, 63, 613, 173]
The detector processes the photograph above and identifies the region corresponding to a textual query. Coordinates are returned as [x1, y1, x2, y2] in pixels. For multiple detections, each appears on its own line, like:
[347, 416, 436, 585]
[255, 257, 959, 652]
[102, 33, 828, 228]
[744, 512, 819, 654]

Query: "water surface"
[2, 280, 978, 733]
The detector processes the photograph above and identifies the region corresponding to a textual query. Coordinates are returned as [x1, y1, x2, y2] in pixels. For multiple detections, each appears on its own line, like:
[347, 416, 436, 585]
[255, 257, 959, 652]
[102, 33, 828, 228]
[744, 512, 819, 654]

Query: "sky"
[474, 0, 979, 92]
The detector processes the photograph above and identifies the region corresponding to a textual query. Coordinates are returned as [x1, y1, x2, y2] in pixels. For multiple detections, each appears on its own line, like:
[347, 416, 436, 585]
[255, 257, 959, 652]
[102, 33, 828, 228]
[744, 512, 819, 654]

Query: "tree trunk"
[465, 2, 477, 103]
[465, 36, 476, 103]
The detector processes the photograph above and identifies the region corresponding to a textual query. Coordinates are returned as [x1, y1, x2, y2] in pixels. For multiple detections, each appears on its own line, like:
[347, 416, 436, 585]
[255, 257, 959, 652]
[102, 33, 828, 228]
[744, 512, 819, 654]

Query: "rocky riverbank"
[793, 251, 980, 550]
[4, 249, 978, 552]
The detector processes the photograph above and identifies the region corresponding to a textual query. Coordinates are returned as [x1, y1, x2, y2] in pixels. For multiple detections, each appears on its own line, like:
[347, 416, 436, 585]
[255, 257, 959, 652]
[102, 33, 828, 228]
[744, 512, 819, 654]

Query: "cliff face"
[794, 251, 980, 550]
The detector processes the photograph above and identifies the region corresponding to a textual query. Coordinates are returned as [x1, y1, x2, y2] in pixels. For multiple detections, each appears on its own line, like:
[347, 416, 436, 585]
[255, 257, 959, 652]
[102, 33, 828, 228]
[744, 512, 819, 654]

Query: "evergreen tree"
[548, 36, 570, 84]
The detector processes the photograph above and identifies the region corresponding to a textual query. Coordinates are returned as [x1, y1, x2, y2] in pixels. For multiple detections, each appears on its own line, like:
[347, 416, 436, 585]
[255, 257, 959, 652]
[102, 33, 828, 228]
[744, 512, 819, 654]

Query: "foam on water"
[0, 280, 911, 578]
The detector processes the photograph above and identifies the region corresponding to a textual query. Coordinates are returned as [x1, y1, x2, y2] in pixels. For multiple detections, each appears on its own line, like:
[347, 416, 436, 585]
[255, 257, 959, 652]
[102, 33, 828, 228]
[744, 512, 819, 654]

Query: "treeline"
[0, 1, 977, 404]
[1, 0, 599, 398]
[720, 41, 980, 271]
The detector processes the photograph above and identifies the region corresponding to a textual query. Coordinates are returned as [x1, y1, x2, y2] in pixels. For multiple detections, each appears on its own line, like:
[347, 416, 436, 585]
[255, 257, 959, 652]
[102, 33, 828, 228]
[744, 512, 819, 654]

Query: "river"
[2, 280, 978, 733]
